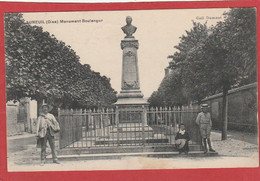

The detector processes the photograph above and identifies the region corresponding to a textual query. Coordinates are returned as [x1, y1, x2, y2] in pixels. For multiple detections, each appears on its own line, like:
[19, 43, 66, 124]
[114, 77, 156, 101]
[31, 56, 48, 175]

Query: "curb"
[7, 133, 36, 140]
[47, 151, 218, 161]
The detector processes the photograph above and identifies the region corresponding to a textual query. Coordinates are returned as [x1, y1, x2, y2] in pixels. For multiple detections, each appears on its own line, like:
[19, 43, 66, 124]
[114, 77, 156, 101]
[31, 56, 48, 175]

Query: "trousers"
[199, 124, 211, 138]
[178, 141, 189, 153]
[40, 128, 57, 161]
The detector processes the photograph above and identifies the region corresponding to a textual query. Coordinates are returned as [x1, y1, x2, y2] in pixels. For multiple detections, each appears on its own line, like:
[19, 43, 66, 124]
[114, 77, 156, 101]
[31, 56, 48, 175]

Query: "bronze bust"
[121, 16, 137, 38]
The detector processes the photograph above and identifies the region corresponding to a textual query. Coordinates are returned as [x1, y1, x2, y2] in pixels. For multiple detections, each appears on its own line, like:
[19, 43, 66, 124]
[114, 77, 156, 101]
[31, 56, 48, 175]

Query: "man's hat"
[201, 104, 210, 109]
[175, 139, 186, 149]
[41, 103, 53, 111]
[41, 103, 49, 108]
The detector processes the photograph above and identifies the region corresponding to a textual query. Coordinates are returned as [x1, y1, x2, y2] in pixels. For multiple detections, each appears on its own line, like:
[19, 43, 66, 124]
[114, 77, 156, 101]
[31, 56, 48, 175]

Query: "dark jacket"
[175, 131, 190, 141]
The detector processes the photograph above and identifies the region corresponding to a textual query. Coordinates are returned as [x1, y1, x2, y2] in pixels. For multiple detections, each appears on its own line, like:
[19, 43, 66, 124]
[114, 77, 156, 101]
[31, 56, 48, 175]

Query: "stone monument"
[111, 16, 153, 140]
[115, 16, 148, 107]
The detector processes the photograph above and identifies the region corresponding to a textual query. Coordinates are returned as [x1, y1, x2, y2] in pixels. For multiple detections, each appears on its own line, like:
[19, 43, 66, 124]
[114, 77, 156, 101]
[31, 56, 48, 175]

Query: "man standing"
[36, 104, 60, 165]
[196, 104, 216, 153]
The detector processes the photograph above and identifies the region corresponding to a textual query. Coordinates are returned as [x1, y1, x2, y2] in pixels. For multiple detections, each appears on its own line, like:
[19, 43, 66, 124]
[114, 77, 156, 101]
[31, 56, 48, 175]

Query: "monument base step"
[95, 138, 168, 145]
[58, 145, 203, 155]
[109, 132, 154, 138]
[114, 97, 149, 105]
[110, 124, 154, 138]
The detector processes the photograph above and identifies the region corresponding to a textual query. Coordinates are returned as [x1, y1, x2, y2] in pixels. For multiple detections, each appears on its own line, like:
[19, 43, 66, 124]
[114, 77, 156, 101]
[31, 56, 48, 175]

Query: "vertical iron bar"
[142, 106, 145, 147]
[112, 110, 115, 146]
[94, 113, 97, 147]
[77, 109, 79, 148]
[58, 108, 61, 149]
[116, 106, 119, 147]
[126, 117, 128, 145]
[147, 110, 149, 146]
[89, 110, 92, 147]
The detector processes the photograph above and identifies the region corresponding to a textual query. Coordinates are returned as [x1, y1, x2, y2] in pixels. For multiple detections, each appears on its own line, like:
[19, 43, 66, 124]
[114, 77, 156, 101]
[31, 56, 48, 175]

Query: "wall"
[202, 83, 257, 132]
[30, 100, 38, 133]
[6, 101, 24, 135]
[6, 98, 38, 135]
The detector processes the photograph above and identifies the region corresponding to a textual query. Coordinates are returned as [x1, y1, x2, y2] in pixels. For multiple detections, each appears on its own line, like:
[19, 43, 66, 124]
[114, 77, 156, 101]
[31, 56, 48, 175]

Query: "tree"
[5, 13, 117, 112]
[168, 22, 216, 103]
[149, 22, 213, 107]
[148, 91, 164, 107]
[202, 8, 257, 139]
[165, 8, 256, 140]
[148, 69, 188, 107]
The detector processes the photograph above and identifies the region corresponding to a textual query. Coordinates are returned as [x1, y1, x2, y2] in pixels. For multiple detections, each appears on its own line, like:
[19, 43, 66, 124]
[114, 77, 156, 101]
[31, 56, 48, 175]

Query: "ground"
[7, 130, 259, 171]
[210, 130, 258, 157]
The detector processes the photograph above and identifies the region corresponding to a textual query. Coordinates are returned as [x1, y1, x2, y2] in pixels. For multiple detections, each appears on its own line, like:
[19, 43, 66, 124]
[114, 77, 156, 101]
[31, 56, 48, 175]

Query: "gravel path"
[210, 131, 258, 157]
[7, 130, 259, 171]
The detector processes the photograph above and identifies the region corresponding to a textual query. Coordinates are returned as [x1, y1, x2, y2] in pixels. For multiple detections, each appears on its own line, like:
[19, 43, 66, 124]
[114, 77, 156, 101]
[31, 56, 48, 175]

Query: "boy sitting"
[175, 123, 190, 155]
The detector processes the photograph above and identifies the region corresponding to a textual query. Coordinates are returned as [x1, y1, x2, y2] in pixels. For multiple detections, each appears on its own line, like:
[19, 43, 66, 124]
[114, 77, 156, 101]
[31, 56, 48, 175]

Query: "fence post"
[79, 109, 82, 141]
[115, 106, 119, 146]
[64, 109, 68, 148]
[180, 106, 183, 123]
[88, 109, 92, 146]
[142, 105, 145, 146]
[83, 109, 87, 146]
[189, 105, 194, 144]
[88, 109, 91, 132]
[70, 108, 74, 145]
[143, 106, 148, 126]
[93, 109, 97, 141]
[58, 108, 61, 149]
[101, 108, 105, 136]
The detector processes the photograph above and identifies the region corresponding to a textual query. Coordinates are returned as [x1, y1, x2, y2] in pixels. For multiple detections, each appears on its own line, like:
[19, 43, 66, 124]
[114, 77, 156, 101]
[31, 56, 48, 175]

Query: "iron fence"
[58, 106, 201, 149]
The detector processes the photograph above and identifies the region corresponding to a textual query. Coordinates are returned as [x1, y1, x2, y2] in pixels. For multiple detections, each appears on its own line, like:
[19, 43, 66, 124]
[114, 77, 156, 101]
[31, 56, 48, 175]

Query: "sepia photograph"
[4, 7, 258, 172]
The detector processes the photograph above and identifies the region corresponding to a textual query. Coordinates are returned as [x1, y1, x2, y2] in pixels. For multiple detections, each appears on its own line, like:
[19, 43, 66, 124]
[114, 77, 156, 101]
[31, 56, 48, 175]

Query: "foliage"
[149, 8, 257, 107]
[5, 13, 117, 109]
[148, 69, 188, 107]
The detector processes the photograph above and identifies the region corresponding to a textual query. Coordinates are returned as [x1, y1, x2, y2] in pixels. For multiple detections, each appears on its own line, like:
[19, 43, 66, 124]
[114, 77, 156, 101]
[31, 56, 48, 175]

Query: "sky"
[22, 8, 228, 97]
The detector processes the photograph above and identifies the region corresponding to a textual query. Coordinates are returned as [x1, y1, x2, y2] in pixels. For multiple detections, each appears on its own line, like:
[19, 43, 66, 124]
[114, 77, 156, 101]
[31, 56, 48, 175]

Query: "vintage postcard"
[0, 1, 259, 181]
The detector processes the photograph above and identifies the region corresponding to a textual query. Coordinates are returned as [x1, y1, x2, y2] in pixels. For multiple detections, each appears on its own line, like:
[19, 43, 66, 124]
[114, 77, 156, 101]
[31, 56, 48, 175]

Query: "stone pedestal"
[114, 34, 152, 141]
[112, 17, 153, 144]
[115, 37, 148, 108]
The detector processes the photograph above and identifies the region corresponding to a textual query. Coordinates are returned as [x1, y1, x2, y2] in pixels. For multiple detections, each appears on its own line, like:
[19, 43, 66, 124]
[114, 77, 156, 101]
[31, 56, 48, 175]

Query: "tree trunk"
[221, 84, 229, 140]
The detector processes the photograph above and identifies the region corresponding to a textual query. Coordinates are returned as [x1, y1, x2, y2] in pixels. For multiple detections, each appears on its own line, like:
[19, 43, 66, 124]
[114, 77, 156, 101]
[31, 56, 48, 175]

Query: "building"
[6, 98, 37, 136]
[202, 82, 257, 132]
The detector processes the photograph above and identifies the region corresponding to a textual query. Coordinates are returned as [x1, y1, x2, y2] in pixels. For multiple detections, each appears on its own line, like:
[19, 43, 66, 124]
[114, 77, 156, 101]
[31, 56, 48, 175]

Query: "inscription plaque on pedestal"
[122, 44, 139, 90]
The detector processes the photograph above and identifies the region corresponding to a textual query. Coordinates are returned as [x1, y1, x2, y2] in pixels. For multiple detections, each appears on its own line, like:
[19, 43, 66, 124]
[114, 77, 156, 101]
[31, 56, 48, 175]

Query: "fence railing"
[58, 106, 201, 149]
